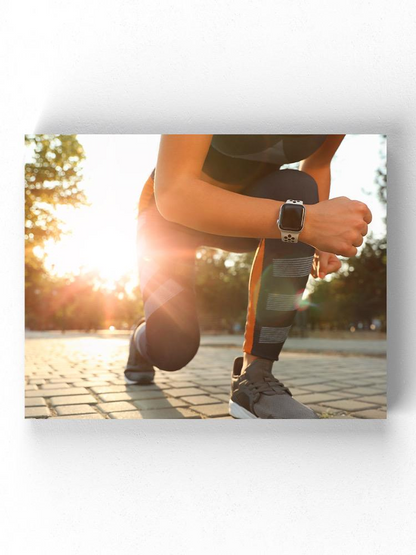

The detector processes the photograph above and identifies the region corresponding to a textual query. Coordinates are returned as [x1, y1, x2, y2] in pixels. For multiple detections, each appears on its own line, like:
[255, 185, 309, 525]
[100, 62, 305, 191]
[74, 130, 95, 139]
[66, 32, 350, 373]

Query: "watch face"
[279, 204, 305, 232]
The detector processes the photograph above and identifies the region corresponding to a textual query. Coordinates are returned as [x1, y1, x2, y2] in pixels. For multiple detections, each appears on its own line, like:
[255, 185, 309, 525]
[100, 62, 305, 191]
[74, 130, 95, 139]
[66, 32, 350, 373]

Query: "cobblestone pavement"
[25, 333, 387, 420]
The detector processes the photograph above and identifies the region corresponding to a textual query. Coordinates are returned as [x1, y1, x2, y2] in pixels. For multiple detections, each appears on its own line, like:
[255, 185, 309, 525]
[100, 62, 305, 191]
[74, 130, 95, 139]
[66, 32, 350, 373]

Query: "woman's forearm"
[155, 176, 285, 239]
[155, 136, 344, 241]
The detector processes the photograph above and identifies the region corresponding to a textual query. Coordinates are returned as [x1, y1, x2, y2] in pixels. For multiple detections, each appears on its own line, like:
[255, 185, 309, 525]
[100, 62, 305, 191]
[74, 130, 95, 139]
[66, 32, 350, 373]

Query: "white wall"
[1, 1, 415, 553]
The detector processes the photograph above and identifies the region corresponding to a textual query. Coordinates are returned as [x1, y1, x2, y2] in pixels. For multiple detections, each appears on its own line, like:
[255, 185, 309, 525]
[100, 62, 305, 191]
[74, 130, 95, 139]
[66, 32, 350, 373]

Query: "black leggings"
[135, 169, 318, 371]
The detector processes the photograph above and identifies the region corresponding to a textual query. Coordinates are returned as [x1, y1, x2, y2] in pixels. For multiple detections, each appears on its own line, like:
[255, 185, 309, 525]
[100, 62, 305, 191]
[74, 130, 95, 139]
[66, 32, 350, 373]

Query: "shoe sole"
[229, 400, 258, 419]
[124, 372, 155, 385]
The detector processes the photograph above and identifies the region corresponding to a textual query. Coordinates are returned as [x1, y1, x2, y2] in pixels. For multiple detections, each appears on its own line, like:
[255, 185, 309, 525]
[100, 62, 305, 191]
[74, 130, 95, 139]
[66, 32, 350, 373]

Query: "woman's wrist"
[299, 203, 317, 247]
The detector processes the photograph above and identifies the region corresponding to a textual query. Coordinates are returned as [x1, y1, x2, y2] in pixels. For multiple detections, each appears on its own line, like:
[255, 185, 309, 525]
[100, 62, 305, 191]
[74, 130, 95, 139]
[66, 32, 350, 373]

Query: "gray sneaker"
[229, 357, 318, 419]
[124, 319, 155, 385]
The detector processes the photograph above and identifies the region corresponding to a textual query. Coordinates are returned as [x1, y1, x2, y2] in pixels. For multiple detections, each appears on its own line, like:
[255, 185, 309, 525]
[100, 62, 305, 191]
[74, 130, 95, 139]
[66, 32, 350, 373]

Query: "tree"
[308, 234, 386, 331]
[195, 248, 253, 331]
[308, 135, 387, 332]
[25, 135, 87, 328]
[25, 134, 86, 248]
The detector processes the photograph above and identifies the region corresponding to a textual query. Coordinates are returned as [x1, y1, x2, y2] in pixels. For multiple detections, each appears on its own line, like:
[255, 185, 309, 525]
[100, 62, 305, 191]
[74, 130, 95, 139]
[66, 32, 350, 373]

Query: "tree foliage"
[195, 248, 254, 331]
[25, 135, 87, 327]
[25, 134, 86, 248]
[308, 235, 386, 331]
[25, 271, 144, 331]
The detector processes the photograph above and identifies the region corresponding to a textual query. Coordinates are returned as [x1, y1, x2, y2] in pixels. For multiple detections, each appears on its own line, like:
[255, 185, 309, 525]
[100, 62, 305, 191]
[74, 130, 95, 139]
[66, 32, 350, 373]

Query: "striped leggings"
[135, 169, 318, 371]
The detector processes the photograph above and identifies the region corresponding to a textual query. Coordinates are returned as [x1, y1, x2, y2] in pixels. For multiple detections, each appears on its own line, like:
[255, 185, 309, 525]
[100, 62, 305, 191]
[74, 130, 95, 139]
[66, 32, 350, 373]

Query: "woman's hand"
[300, 196, 372, 257]
[311, 250, 342, 279]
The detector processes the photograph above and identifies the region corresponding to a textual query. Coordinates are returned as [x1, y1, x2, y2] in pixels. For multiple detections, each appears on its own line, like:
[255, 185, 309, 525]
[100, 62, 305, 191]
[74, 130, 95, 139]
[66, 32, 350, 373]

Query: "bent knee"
[146, 327, 200, 372]
[249, 169, 319, 205]
[151, 342, 199, 372]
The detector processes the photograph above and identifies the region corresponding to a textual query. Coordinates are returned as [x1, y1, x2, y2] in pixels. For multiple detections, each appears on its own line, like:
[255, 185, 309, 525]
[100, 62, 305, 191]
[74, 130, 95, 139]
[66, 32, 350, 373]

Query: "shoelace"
[241, 374, 292, 397]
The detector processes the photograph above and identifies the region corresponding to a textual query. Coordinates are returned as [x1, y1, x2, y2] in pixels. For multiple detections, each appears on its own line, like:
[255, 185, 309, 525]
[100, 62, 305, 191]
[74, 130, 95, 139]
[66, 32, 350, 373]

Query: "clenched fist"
[311, 250, 342, 279]
[300, 196, 372, 257]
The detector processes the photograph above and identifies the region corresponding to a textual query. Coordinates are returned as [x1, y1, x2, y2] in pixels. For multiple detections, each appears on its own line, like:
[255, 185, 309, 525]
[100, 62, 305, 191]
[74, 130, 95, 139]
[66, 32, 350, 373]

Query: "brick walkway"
[25, 333, 387, 419]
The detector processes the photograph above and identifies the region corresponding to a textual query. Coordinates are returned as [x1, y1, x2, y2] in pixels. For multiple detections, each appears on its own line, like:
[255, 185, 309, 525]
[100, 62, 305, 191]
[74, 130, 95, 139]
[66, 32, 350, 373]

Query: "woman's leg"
[134, 200, 260, 372]
[242, 169, 319, 362]
[134, 201, 201, 372]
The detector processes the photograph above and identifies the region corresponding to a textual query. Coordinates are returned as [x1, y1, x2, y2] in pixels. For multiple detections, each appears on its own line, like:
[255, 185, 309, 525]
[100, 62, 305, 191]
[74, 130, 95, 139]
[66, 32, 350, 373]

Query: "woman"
[125, 135, 372, 419]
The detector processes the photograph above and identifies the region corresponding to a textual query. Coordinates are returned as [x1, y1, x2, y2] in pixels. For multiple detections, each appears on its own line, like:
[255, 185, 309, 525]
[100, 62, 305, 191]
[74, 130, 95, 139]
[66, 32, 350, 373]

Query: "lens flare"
[294, 289, 311, 312]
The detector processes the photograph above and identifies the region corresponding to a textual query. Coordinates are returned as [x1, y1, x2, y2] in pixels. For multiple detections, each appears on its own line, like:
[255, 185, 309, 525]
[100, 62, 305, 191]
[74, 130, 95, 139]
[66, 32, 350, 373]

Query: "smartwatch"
[277, 199, 306, 243]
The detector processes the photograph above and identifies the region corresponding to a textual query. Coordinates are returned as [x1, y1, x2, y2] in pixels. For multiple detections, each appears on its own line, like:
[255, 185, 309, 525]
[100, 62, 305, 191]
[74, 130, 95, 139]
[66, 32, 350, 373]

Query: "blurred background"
[25, 134, 386, 338]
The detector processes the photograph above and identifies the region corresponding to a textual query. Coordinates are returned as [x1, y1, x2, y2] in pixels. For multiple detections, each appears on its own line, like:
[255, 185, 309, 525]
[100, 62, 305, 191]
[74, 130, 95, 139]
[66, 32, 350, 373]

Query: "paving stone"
[97, 401, 138, 413]
[181, 395, 222, 405]
[98, 391, 167, 402]
[25, 406, 50, 418]
[25, 397, 46, 407]
[210, 394, 230, 402]
[55, 404, 98, 416]
[354, 395, 387, 406]
[29, 379, 46, 385]
[195, 380, 230, 387]
[55, 413, 106, 419]
[89, 373, 117, 381]
[192, 404, 230, 417]
[286, 378, 329, 386]
[301, 384, 340, 393]
[293, 393, 347, 404]
[26, 387, 89, 398]
[25, 384, 39, 391]
[353, 409, 387, 419]
[40, 383, 71, 389]
[167, 387, 207, 397]
[324, 399, 379, 412]
[50, 395, 98, 406]
[200, 386, 228, 394]
[91, 385, 128, 394]
[128, 383, 171, 390]
[154, 381, 193, 389]
[72, 381, 111, 388]
[136, 408, 201, 419]
[109, 411, 143, 419]
[133, 398, 189, 410]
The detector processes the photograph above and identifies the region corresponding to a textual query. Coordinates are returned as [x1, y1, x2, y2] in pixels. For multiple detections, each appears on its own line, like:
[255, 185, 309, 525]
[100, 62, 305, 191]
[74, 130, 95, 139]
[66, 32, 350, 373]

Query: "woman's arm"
[154, 134, 286, 239]
[154, 134, 371, 257]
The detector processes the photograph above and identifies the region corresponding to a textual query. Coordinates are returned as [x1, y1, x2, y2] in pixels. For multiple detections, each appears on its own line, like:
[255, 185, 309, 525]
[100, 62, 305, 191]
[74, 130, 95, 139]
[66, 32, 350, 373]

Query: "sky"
[41, 134, 386, 287]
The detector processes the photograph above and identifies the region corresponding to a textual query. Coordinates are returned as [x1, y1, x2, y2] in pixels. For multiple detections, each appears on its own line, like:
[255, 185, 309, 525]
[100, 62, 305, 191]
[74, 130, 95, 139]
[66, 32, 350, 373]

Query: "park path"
[25, 333, 387, 419]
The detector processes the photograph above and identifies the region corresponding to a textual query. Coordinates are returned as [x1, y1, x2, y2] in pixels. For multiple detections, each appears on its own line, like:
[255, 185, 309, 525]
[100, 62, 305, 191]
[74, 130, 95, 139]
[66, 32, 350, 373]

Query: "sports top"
[139, 134, 327, 213]
[202, 134, 327, 184]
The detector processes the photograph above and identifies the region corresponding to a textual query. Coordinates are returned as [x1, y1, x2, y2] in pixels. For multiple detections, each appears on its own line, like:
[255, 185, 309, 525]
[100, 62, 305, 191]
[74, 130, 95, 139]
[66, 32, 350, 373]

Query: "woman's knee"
[248, 169, 319, 205]
[149, 339, 200, 371]
[146, 320, 200, 371]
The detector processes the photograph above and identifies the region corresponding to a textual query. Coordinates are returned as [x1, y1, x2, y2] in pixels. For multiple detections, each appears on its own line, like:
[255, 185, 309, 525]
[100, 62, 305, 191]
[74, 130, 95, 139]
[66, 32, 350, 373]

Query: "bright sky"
[42, 134, 386, 287]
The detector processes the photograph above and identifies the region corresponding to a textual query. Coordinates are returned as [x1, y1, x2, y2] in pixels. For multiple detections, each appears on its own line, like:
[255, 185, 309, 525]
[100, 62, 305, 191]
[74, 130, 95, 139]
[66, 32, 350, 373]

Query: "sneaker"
[229, 357, 318, 419]
[124, 319, 155, 385]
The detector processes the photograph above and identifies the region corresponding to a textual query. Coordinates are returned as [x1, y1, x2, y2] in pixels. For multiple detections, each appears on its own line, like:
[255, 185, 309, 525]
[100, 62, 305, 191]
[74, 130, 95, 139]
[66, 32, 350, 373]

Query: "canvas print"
[25, 134, 386, 419]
